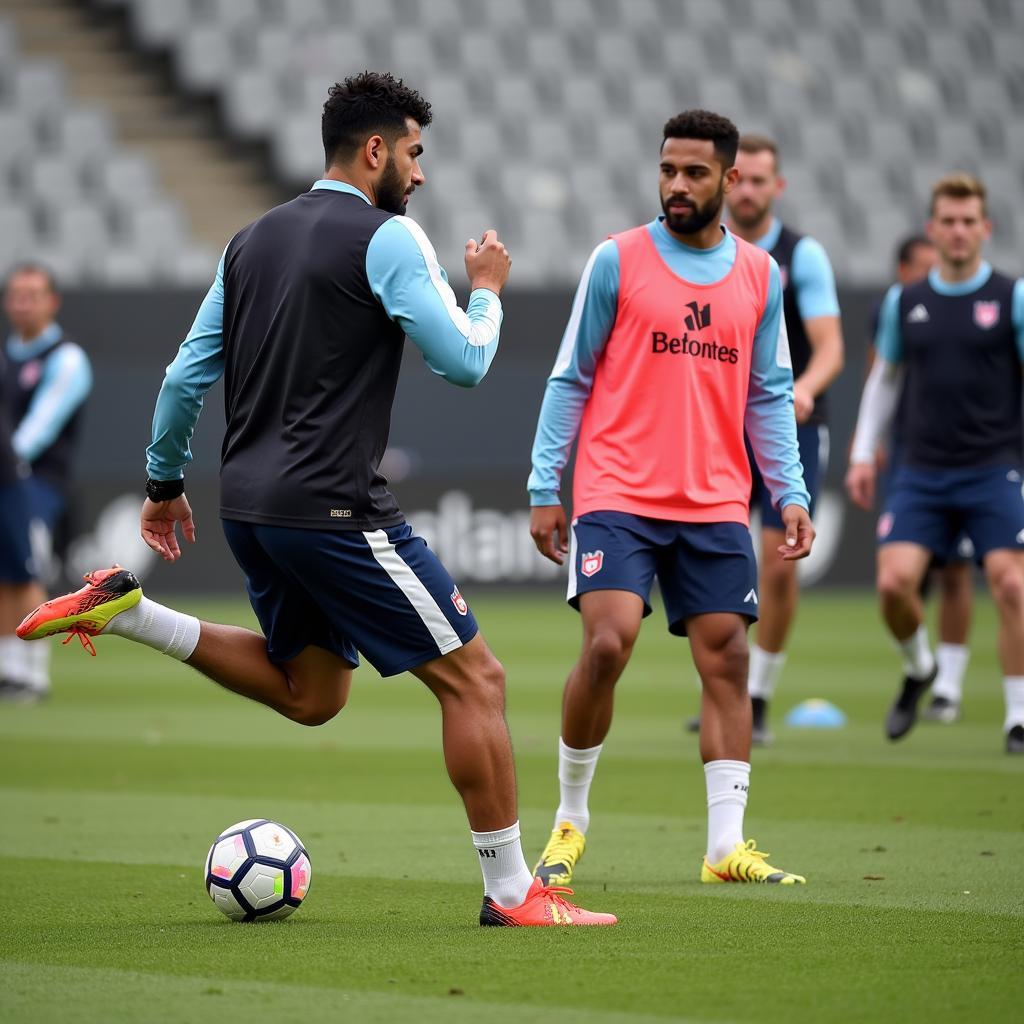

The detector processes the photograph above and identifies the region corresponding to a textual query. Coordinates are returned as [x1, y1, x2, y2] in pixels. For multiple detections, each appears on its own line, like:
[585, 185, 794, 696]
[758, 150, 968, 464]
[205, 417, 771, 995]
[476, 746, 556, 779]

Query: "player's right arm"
[528, 240, 619, 563]
[846, 284, 906, 510]
[142, 252, 226, 560]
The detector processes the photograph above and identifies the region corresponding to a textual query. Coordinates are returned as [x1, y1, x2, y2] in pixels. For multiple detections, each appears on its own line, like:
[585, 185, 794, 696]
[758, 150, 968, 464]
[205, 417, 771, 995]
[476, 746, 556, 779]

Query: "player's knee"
[877, 566, 915, 603]
[288, 682, 348, 727]
[762, 557, 796, 595]
[584, 628, 634, 676]
[989, 563, 1024, 611]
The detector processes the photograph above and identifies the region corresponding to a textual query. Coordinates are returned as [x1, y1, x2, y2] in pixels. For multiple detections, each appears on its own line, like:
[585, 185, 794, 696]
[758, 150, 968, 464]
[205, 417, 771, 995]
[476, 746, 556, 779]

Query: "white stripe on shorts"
[566, 518, 580, 602]
[362, 529, 463, 656]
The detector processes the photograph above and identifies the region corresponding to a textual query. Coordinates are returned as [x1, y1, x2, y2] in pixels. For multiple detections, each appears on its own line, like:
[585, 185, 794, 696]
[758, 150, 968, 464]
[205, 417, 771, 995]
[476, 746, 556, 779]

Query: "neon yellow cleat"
[533, 821, 586, 886]
[701, 839, 806, 884]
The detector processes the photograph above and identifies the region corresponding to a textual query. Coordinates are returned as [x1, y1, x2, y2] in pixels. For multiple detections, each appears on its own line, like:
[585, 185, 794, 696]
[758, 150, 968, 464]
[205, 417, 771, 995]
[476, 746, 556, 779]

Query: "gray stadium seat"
[175, 25, 234, 93]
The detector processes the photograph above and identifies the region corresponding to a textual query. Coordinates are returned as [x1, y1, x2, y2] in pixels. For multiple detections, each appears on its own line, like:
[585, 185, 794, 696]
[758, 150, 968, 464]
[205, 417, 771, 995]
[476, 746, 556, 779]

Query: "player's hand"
[530, 504, 569, 565]
[792, 383, 815, 424]
[779, 504, 814, 560]
[845, 461, 876, 511]
[465, 230, 511, 295]
[141, 495, 196, 563]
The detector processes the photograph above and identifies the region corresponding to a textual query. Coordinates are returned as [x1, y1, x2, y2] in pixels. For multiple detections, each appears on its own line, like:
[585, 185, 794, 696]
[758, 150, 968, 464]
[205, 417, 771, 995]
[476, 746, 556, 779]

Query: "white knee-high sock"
[25, 641, 50, 691]
[933, 643, 969, 702]
[102, 596, 201, 661]
[0, 635, 31, 685]
[705, 760, 750, 864]
[1003, 676, 1024, 731]
[748, 644, 786, 700]
[471, 821, 534, 907]
[897, 625, 935, 680]
[554, 738, 603, 833]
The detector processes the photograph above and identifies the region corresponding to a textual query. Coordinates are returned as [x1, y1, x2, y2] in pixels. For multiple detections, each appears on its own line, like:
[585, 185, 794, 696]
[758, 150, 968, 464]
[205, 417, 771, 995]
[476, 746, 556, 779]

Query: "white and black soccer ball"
[204, 819, 312, 922]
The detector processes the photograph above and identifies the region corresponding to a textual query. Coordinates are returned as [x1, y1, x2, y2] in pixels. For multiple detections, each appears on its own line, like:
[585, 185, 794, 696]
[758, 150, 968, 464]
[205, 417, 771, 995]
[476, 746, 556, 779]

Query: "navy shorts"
[0, 480, 36, 583]
[222, 519, 479, 677]
[878, 465, 1024, 561]
[749, 423, 826, 530]
[23, 476, 66, 533]
[567, 511, 759, 636]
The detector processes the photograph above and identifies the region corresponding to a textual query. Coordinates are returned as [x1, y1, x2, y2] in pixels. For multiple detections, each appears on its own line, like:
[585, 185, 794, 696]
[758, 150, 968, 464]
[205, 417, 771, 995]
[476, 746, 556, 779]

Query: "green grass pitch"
[1, 589, 1021, 1023]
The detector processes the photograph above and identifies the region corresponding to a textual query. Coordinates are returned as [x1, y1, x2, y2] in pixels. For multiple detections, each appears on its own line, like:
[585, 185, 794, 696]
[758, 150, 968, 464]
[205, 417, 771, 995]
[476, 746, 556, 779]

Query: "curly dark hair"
[662, 109, 739, 169]
[322, 71, 432, 167]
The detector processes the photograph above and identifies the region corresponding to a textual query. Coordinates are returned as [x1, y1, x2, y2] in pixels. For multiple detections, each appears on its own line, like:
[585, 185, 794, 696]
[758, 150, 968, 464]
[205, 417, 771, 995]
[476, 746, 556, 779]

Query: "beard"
[661, 184, 725, 235]
[728, 196, 770, 230]
[376, 156, 409, 214]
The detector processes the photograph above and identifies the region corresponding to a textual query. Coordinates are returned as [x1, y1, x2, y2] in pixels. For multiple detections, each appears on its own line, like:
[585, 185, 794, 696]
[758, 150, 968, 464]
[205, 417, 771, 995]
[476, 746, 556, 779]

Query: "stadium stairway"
[0, 0, 285, 258]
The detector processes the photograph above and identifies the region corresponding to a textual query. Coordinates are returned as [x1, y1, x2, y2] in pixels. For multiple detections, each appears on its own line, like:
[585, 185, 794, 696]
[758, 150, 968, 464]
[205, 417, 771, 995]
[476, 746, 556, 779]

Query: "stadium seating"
[7, 0, 1024, 285]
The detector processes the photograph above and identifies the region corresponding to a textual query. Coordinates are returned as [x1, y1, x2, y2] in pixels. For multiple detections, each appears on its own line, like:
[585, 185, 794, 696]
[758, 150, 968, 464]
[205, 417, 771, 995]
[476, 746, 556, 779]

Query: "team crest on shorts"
[973, 300, 1000, 329]
[876, 512, 894, 539]
[450, 586, 468, 616]
[580, 550, 604, 577]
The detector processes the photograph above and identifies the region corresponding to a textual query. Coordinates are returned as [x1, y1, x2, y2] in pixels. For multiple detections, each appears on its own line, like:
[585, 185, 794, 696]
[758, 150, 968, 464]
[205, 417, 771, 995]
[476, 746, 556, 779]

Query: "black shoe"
[0, 678, 49, 704]
[685, 713, 701, 733]
[751, 696, 774, 746]
[885, 665, 937, 740]
[1006, 724, 1024, 754]
[922, 695, 961, 724]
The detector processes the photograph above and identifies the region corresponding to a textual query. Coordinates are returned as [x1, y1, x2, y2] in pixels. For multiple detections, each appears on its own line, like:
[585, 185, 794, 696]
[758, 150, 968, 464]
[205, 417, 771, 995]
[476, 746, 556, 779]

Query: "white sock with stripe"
[705, 760, 749, 864]
[1003, 676, 1024, 732]
[554, 738, 603, 834]
[471, 821, 534, 907]
[102, 597, 201, 661]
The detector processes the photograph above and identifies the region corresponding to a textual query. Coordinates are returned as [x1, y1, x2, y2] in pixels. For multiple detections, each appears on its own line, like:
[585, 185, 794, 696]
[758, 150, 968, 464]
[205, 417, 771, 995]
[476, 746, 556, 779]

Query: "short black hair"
[322, 71, 432, 168]
[3, 261, 59, 294]
[662, 109, 739, 169]
[895, 234, 934, 266]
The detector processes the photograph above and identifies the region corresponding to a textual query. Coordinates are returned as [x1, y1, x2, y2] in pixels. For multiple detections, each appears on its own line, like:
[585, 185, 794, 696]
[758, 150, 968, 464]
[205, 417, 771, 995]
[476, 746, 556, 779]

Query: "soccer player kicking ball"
[846, 173, 1024, 755]
[17, 72, 615, 927]
[528, 110, 813, 887]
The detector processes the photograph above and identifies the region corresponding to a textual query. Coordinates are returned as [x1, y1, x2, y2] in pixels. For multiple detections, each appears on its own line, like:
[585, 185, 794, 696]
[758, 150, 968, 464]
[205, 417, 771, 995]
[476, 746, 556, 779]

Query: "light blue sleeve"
[146, 253, 226, 480]
[744, 260, 810, 512]
[366, 217, 502, 388]
[12, 343, 92, 463]
[790, 236, 840, 320]
[1013, 279, 1024, 361]
[874, 284, 904, 363]
[528, 240, 619, 506]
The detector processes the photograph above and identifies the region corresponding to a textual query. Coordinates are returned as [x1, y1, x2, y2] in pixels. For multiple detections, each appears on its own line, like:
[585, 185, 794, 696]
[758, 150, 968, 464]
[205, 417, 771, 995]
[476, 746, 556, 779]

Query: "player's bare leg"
[926, 562, 973, 722]
[187, 628, 352, 726]
[983, 550, 1024, 752]
[877, 542, 937, 739]
[533, 590, 643, 885]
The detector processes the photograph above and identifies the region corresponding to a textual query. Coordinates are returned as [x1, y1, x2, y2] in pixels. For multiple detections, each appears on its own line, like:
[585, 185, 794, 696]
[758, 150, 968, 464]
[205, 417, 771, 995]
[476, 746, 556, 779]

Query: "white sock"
[705, 759, 749, 864]
[0, 635, 32, 685]
[102, 596, 201, 661]
[933, 643, 969, 702]
[747, 644, 786, 700]
[896, 625, 935, 680]
[1003, 676, 1024, 732]
[554, 738, 603, 834]
[24, 640, 50, 691]
[471, 821, 534, 907]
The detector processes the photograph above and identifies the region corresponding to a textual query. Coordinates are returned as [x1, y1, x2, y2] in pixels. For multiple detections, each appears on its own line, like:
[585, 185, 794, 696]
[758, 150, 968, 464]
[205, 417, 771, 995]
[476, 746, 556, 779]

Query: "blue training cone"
[785, 699, 847, 729]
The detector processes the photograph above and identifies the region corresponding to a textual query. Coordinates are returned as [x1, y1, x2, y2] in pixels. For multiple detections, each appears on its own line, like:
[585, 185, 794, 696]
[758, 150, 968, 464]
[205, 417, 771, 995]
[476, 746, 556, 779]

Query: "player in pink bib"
[528, 110, 813, 886]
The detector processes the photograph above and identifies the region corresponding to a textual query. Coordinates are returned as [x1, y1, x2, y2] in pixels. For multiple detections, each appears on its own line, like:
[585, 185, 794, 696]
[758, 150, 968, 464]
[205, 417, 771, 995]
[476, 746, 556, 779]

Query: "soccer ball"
[204, 819, 312, 922]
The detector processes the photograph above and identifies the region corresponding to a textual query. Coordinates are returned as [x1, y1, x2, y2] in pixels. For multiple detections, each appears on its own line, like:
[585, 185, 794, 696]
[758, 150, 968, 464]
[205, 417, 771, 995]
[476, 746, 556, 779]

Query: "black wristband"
[146, 477, 185, 502]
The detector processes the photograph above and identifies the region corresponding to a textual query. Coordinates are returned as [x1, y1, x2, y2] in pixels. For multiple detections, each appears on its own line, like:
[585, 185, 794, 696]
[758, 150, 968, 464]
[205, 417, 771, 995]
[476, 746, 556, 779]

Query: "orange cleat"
[16, 566, 142, 656]
[479, 877, 617, 926]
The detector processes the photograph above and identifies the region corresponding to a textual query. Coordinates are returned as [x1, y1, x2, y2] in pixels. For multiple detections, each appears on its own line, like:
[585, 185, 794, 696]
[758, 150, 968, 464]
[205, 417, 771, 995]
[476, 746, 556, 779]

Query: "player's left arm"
[142, 252, 226, 561]
[791, 236, 844, 424]
[11, 342, 92, 463]
[745, 260, 814, 559]
[1013, 278, 1024, 367]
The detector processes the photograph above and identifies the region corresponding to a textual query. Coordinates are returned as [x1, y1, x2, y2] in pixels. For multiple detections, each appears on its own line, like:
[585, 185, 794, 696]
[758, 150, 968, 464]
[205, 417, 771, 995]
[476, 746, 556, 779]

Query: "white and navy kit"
[748, 219, 838, 529]
[148, 180, 502, 674]
[6, 323, 92, 531]
[873, 263, 1024, 559]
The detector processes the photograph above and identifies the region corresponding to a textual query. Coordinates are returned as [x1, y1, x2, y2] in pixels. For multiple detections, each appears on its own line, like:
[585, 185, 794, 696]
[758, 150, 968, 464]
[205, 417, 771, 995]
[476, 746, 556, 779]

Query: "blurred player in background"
[876, 236, 973, 724]
[17, 72, 615, 927]
[718, 133, 844, 744]
[3, 263, 91, 698]
[846, 174, 1024, 754]
[0, 348, 44, 700]
[529, 110, 813, 888]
